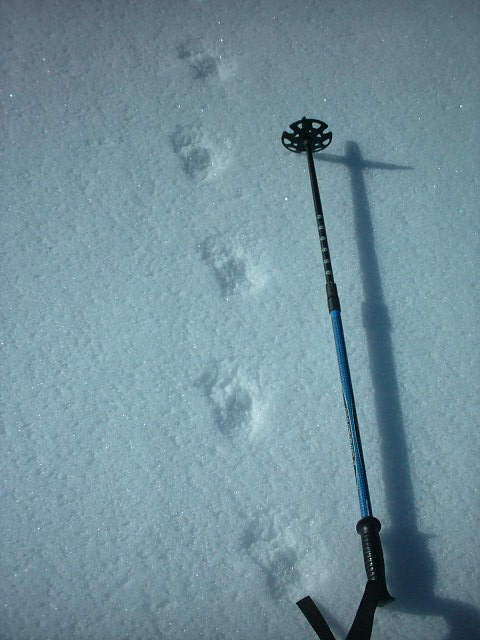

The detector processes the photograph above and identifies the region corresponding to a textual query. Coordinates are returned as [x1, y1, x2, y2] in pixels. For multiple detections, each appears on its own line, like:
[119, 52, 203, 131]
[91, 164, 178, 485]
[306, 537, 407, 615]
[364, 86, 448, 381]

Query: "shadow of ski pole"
[316, 141, 480, 640]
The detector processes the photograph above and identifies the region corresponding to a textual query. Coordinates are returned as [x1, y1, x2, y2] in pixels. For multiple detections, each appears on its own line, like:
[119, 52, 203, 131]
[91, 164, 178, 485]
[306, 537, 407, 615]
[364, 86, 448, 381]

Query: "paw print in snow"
[242, 513, 301, 600]
[200, 235, 267, 298]
[200, 236, 248, 298]
[198, 360, 261, 438]
[171, 124, 229, 181]
[177, 38, 235, 81]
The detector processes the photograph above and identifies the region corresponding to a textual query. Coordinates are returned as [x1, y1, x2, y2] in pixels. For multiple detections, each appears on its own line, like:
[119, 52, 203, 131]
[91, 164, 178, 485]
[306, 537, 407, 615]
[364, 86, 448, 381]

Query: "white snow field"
[1, 1, 479, 639]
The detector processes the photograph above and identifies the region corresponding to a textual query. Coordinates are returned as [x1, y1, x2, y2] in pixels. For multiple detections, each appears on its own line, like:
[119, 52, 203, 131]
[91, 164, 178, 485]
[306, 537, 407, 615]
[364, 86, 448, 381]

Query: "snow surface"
[1, 1, 479, 638]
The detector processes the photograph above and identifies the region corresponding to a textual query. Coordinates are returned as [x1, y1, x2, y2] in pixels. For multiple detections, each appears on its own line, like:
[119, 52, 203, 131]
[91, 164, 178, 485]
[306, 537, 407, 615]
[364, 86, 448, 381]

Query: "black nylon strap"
[297, 581, 380, 640]
[297, 596, 336, 640]
[346, 581, 379, 640]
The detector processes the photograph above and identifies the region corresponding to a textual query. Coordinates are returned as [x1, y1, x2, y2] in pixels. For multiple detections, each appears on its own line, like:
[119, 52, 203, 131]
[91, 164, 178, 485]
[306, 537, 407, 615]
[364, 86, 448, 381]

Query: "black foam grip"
[356, 517, 394, 606]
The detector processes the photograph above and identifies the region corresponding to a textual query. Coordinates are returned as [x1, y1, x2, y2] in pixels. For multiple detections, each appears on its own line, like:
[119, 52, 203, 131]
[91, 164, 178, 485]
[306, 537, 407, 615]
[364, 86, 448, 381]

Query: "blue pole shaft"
[330, 309, 372, 518]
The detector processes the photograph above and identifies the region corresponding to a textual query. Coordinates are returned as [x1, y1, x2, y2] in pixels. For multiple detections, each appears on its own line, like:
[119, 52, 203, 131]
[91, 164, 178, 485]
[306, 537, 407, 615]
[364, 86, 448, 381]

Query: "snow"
[1, 1, 479, 638]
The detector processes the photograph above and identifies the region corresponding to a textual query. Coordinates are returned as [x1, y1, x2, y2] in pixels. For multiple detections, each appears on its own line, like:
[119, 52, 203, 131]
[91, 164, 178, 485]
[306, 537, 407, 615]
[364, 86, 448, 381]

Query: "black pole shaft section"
[306, 141, 341, 313]
[306, 141, 334, 284]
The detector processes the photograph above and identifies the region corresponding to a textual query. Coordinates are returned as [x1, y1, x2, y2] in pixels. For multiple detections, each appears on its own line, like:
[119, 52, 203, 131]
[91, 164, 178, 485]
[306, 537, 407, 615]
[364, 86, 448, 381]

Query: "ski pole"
[281, 118, 393, 640]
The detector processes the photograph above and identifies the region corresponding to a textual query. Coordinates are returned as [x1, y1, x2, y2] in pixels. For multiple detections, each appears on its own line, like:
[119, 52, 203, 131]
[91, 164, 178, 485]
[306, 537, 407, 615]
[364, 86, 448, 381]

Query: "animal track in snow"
[198, 360, 262, 438]
[200, 236, 247, 297]
[177, 38, 236, 82]
[200, 235, 267, 298]
[242, 512, 301, 600]
[171, 124, 230, 181]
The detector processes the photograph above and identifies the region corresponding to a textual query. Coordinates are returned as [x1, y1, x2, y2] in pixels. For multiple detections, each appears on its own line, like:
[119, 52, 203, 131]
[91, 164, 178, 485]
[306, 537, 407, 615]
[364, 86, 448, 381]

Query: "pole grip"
[356, 516, 394, 606]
